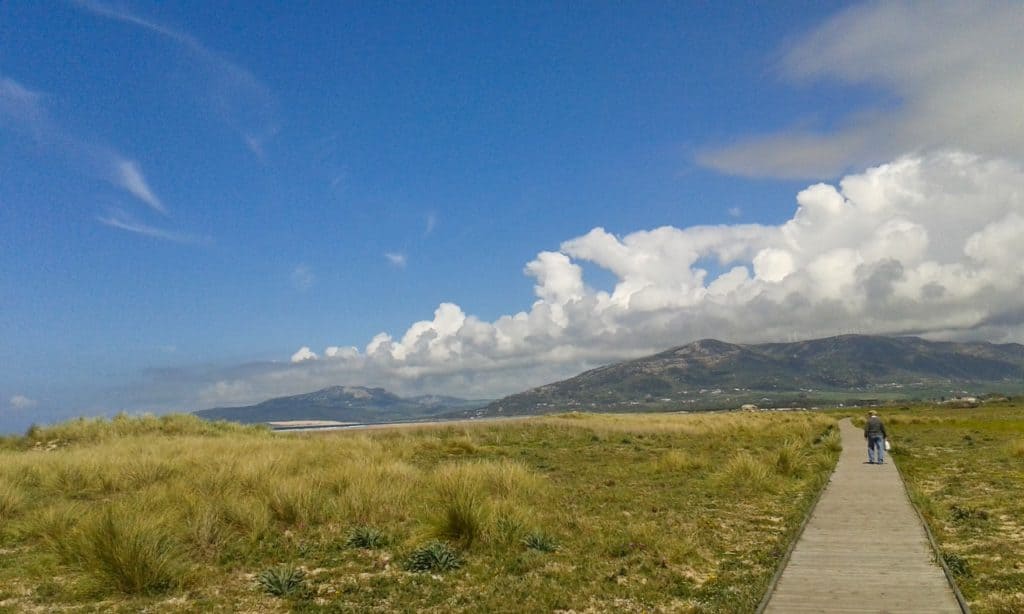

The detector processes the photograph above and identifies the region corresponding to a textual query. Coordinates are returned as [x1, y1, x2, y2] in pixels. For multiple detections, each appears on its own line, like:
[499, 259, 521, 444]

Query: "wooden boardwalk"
[762, 418, 963, 613]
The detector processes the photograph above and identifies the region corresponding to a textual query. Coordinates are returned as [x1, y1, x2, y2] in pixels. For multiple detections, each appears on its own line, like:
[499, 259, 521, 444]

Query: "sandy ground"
[272, 415, 533, 433]
[268, 420, 354, 428]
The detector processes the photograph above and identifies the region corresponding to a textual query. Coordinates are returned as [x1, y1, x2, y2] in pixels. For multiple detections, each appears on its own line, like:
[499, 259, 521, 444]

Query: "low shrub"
[404, 541, 463, 573]
[257, 564, 306, 597]
[345, 526, 387, 549]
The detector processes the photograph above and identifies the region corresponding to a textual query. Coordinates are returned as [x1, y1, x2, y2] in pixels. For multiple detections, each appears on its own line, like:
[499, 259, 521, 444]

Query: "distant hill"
[195, 386, 488, 424]
[468, 335, 1024, 418]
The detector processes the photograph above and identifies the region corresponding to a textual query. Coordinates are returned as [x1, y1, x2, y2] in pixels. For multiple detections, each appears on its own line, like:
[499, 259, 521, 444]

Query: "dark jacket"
[864, 416, 887, 438]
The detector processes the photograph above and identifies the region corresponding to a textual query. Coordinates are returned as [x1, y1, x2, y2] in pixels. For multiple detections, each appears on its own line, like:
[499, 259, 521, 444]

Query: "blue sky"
[3, 1, 1024, 433]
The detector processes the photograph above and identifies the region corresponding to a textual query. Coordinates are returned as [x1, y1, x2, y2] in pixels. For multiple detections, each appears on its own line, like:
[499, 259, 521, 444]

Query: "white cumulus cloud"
[290, 347, 318, 363]
[196, 150, 1024, 405]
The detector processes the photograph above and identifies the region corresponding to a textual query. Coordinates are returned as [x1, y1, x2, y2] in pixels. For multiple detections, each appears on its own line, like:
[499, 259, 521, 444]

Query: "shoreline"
[271, 414, 532, 433]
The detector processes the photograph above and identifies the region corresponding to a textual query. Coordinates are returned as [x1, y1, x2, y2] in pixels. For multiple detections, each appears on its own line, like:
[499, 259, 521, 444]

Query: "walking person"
[864, 410, 887, 464]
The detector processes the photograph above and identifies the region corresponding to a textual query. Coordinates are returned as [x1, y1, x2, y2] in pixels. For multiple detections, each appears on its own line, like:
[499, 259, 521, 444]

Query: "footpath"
[762, 418, 964, 613]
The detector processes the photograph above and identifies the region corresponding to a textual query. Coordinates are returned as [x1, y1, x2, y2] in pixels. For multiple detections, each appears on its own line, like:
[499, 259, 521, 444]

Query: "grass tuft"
[431, 475, 489, 545]
[657, 449, 705, 472]
[774, 440, 806, 477]
[79, 506, 188, 595]
[717, 451, 776, 492]
[818, 426, 843, 453]
[1008, 439, 1024, 459]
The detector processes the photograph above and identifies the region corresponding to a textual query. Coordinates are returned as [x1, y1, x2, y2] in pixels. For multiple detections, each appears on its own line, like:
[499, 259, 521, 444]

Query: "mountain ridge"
[194, 386, 488, 424]
[470, 334, 1024, 417]
[195, 335, 1024, 425]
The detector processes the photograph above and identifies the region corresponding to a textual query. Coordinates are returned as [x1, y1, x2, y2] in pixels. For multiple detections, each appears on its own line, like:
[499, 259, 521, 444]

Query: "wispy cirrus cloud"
[291, 264, 315, 291]
[697, 1, 1024, 179]
[71, 0, 277, 157]
[0, 77, 50, 135]
[385, 252, 407, 268]
[98, 210, 210, 245]
[0, 73, 201, 241]
[113, 159, 166, 214]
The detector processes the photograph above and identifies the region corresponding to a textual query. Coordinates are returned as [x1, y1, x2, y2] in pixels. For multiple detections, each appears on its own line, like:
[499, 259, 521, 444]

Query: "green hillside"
[477, 335, 1024, 417]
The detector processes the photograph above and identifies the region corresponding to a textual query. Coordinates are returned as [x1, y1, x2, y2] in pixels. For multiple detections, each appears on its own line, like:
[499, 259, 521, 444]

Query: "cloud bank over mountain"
[195, 150, 1024, 406]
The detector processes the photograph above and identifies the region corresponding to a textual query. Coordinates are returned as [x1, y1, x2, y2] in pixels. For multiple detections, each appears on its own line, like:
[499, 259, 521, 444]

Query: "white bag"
[884, 439, 891, 451]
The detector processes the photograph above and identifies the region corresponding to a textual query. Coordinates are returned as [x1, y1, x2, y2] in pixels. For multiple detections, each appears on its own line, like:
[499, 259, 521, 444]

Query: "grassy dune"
[0, 411, 839, 612]
[882, 402, 1024, 614]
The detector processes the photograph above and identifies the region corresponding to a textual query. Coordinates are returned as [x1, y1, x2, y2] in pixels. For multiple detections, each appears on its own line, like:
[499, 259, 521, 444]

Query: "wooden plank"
[763, 418, 962, 613]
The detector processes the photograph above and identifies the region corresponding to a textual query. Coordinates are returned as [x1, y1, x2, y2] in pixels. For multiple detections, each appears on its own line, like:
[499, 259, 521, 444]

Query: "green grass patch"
[887, 402, 1024, 613]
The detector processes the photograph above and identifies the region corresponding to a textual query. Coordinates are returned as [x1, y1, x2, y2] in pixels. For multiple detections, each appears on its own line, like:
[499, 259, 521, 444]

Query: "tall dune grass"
[0, 410, 840, 611]
[0, 477, 24, 522]
[20, 412, 266, 446]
